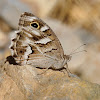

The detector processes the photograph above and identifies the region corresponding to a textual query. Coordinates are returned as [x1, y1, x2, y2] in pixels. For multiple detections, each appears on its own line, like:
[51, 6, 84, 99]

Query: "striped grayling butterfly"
[6, 12, 73, 76]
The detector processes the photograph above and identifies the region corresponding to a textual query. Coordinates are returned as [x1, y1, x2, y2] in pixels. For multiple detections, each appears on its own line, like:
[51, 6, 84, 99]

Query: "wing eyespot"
[30, 22, 40, 29]
[20, 50, 23, 53]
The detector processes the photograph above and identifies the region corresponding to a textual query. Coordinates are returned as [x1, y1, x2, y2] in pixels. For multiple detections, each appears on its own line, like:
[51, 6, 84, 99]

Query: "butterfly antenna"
[69, 44, 86, 55]
[69, 50, 87, 56]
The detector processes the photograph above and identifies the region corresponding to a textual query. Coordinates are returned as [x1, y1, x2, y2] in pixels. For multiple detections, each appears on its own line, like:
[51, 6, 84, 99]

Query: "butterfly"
[7, 12, 72, 76]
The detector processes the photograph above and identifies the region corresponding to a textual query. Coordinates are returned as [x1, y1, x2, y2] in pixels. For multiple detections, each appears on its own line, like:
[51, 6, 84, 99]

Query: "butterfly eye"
[30, 22, 40, 29]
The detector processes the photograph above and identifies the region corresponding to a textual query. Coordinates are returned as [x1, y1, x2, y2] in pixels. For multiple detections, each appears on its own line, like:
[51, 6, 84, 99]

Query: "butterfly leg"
[65, 63, 72, 77]
[65, 63, 79, 78]
[37, 68, 49, 75]
[37, 65, 53, 75]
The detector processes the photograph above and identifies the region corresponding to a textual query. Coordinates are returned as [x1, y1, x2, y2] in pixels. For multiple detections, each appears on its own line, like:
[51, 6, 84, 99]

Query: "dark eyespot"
[20, 50, 23, 53]
[10, 46, 14, 50]
[30, 22, 39, 29]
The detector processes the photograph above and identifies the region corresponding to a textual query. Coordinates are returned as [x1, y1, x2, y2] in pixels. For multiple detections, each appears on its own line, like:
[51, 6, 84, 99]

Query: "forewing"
[10, 12, 64, 65]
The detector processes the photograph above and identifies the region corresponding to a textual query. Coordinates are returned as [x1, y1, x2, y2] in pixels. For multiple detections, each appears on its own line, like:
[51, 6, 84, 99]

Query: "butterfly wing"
[10, 12, 65, 68]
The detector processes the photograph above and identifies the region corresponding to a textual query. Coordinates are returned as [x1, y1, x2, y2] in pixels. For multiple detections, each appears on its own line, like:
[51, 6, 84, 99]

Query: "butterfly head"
[64, 55, 72, 62]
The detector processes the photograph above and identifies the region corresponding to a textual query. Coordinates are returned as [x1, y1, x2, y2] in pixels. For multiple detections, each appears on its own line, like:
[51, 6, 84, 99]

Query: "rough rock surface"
[0, 61, 100, 100]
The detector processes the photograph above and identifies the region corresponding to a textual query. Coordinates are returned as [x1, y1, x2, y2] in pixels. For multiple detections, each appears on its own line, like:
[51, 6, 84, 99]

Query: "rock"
[76, 42, 100, 84]
[0, 62, 100, 100]
[0, 71, 26, 100]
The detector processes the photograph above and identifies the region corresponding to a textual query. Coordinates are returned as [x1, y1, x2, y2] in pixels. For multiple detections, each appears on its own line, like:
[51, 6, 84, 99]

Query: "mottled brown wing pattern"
[9, 12, 71, 72]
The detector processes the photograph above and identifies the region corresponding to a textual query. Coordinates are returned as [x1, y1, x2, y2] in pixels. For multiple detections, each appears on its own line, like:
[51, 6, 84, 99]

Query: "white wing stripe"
[23, 45, 32, 64]
[35, 37, 52, 44]
[40, 26, 49, 32]
[24, 31, 33, 37]
[22, 26, 41, 36]
[24, 46, 32, 59]
[25, 16, 37, 21]
[32, 30, 41, 36]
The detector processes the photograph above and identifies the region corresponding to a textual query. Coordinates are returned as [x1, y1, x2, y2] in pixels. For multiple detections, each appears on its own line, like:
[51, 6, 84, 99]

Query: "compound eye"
[30, 22, 40, 29]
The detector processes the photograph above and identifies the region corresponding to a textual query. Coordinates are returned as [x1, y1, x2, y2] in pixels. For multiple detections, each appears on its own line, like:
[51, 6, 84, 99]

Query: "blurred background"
[0, 0, 100, 84]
